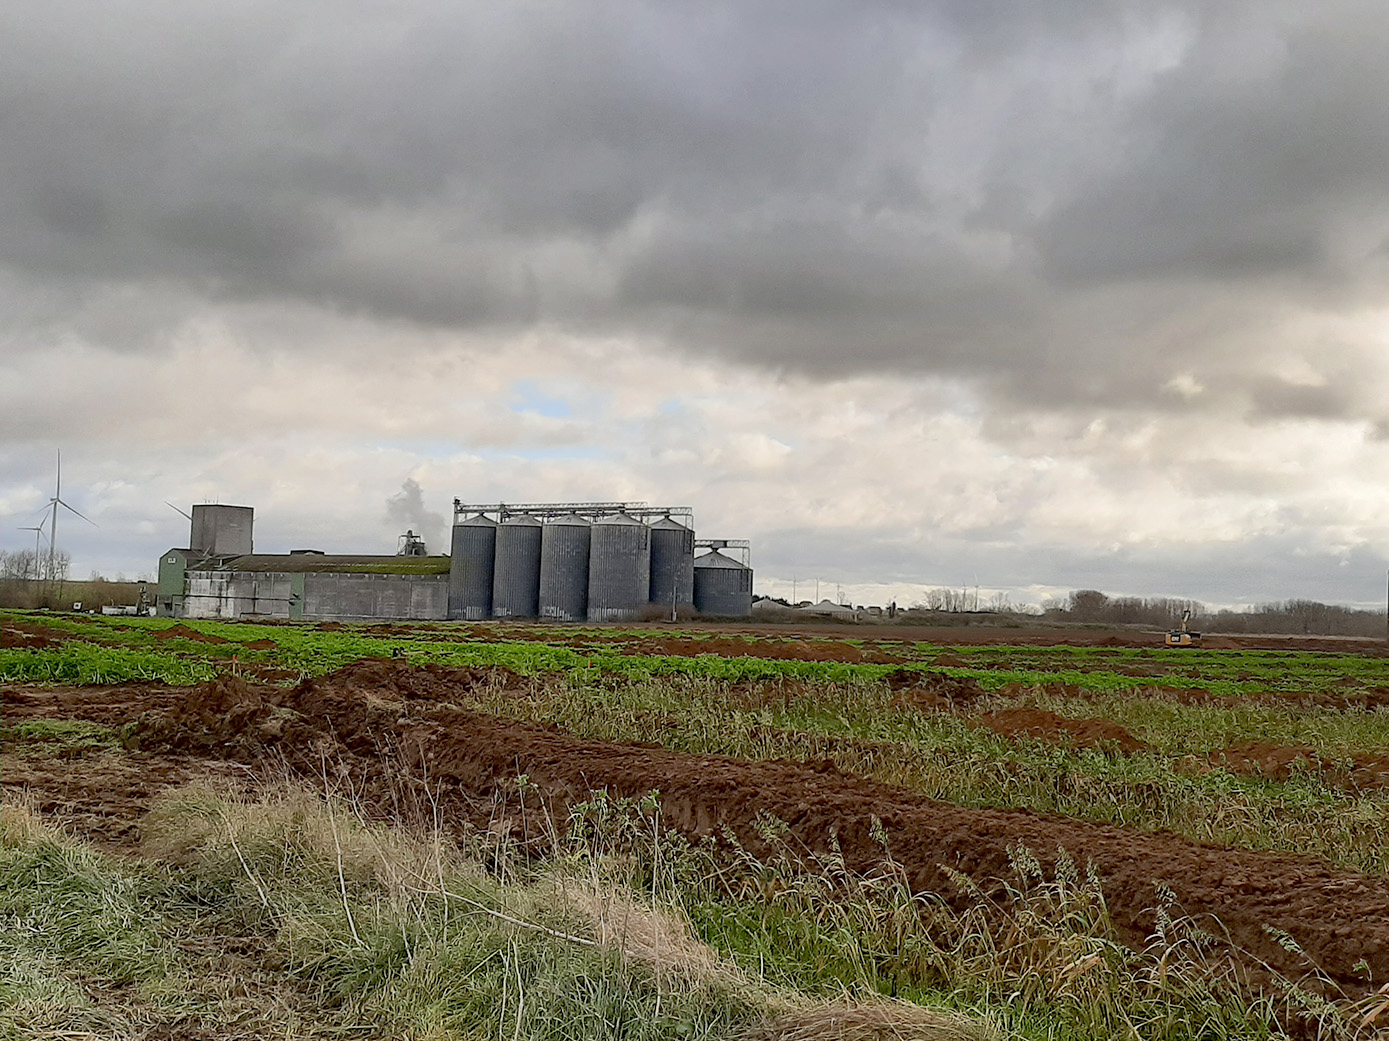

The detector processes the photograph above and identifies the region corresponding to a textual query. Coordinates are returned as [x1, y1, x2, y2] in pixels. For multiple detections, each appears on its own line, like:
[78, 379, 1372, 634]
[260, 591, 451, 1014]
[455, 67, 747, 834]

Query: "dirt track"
[8, 661, 1386, 1000]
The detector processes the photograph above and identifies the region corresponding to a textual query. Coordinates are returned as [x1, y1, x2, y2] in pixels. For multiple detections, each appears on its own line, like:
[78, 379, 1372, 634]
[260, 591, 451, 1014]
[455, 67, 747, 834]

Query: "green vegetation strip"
[9, 610, 1389, 697]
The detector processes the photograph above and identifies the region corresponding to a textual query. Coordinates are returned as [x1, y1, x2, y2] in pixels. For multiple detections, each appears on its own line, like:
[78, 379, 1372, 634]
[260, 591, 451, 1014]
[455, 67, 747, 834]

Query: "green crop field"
[4, 608, 1389, 1040]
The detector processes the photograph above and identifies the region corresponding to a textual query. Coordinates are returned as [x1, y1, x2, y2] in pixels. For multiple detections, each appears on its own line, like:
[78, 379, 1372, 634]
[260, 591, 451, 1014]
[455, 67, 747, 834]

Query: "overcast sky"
[5, 1, 1389, 610]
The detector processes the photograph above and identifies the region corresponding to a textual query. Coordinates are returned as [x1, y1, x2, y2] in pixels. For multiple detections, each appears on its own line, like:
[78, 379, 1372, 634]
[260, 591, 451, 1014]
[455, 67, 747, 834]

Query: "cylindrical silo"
[692, 549, 753, 618]
[587, 513, 651, 622]
[448, 514, 498, 620]
[491, 514, 543, 618]
[539, 514, 591, 622]
[648, 515, 694, 612]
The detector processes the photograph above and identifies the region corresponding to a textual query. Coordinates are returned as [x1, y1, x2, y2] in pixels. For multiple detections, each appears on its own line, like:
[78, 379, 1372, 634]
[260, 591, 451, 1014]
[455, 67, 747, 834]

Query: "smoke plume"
[384, 478, 445, 555]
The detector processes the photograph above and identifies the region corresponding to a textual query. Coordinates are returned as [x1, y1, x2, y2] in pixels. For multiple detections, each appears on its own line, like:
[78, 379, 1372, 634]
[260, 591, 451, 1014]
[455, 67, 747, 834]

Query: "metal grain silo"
[587, 513, 651, 622]
[539, 514, 591, 622]
[647, 515, 694, 612]
[491, 514, 543, 618]
[448, 514, 498, 620]
[692, 549, 752, 618]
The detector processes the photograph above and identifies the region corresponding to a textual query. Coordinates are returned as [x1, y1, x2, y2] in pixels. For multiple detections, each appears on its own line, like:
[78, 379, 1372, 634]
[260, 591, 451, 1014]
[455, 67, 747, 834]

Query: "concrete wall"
[184, 571, 294, 619]
[181, 569, 448, 621]
[303, 573, 448, 621]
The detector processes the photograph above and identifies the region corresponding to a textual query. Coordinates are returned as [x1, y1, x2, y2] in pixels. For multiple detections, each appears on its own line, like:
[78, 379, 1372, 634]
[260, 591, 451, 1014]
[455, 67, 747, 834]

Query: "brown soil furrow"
[122, 663, 1389, 999]
[1, 747, 247, 847]
[2, 682, 186, 723]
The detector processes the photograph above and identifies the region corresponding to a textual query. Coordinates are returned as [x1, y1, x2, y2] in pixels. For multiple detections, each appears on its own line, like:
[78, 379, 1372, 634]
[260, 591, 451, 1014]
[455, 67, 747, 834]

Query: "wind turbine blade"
[56, 498, 96, 526]
[55, 449, 61, 499]
[165, 501, 194, 521]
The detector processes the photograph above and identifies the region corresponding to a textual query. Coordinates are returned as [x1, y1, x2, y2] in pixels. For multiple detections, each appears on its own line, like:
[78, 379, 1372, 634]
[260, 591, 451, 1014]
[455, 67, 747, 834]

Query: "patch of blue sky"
[372, 439, 470, 460]
[509, 380, 574, 419]
[472, 444, 607, 462]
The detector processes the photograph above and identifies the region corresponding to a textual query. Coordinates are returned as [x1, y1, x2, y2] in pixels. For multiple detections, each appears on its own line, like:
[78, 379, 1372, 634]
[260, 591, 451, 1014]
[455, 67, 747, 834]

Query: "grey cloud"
[1039, 4, 1389, 286]
[1247, 377, 1354, 422]
[759, 525, 1389, 609]
[4, 0, 1389, 422]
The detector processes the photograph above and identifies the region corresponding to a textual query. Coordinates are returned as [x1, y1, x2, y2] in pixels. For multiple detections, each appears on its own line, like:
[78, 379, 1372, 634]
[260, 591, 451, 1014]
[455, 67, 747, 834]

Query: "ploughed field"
[5, 609, 1389, 1040]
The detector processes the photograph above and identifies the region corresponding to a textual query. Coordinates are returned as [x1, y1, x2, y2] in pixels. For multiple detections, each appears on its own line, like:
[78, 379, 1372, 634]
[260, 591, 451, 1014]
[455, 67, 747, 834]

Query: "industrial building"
[158, 505, 449, 621]
[157, 500, 752, 622]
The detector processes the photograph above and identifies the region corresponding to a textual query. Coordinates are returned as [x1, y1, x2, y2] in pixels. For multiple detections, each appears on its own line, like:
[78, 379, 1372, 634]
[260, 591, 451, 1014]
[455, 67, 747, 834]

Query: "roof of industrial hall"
[198, 554, 451, 575]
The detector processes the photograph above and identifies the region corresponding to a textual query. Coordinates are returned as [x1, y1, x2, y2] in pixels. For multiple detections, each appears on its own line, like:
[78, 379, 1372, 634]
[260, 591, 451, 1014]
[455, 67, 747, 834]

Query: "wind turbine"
[44, 451, 95, 582]
[18, 516, 48, 579]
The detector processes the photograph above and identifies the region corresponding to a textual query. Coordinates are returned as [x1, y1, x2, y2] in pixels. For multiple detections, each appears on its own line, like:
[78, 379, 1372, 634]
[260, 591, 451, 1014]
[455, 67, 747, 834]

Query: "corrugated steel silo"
[692, 549, 752, 618]
[647, 515, 694, 611]
[491, 514, 543, 618]
[587, 513, 651, 622]
[539, 514, 591, 622]
[448, 514, 498, 620]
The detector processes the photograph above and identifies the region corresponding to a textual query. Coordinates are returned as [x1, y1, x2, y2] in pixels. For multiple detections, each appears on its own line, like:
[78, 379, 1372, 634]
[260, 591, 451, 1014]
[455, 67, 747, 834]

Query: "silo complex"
[448, 499, 751, 621]
[648, 516, 694, 611]
[491, 514, 543, 618]
[539, 514, 591, 621]
[448, 514, 498, 620]
[587, 513, 652, 621]
[692, 549, 753, 617]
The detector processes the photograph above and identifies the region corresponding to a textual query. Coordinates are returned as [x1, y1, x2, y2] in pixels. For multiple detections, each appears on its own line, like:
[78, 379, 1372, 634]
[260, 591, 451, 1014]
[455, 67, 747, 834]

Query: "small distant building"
[799, 599, 861, 622]
[751, 596, 798, 620]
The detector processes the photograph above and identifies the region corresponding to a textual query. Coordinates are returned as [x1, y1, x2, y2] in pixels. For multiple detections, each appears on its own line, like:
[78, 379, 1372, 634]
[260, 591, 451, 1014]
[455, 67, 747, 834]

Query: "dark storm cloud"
[4, 1, 1388, 415]
[1038, 5, 1389, 286]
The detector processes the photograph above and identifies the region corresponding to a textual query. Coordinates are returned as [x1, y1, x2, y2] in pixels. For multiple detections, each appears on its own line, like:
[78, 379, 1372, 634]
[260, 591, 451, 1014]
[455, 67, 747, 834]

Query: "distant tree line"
[0, 549, 138, 611]
[0, 548, 69, 583]
[917, 587, 1016, 613]
[1044, 589, 1385, 637]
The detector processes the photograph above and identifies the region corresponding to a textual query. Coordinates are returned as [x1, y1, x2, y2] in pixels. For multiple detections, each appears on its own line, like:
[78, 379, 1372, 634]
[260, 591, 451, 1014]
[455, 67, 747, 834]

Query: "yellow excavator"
[1165, 608, 1201, 648]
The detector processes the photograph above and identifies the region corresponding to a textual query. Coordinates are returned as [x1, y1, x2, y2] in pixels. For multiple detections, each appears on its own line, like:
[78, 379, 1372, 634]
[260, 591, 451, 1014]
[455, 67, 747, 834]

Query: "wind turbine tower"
[44, 451, 95, 581]
[18, 518, 47, 579]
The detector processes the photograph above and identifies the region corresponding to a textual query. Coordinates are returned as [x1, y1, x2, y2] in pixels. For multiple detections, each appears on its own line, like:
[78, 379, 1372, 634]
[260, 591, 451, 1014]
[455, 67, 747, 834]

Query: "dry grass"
[562, 879, 735, 984]
[745, 999, 999, 1041]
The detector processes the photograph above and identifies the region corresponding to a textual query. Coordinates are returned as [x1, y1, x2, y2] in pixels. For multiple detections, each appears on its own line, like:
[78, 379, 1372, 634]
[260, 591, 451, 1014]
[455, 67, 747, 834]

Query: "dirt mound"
[2, 624, 59, 650]
[116, 661, 1389, 1000]
[884, 669, 990, 710]
[165, 673, 275, 733]
[1209, 742, 1389, 792]
[240, 638, 277, 650]
[1198, 636, 1241, 649]
[154, 623, 229, 644]
[0, 619, 96, 650]
[296, 658, 522, 701]
[246, 666, 301, 683]
[972, 708, 1147, 754]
